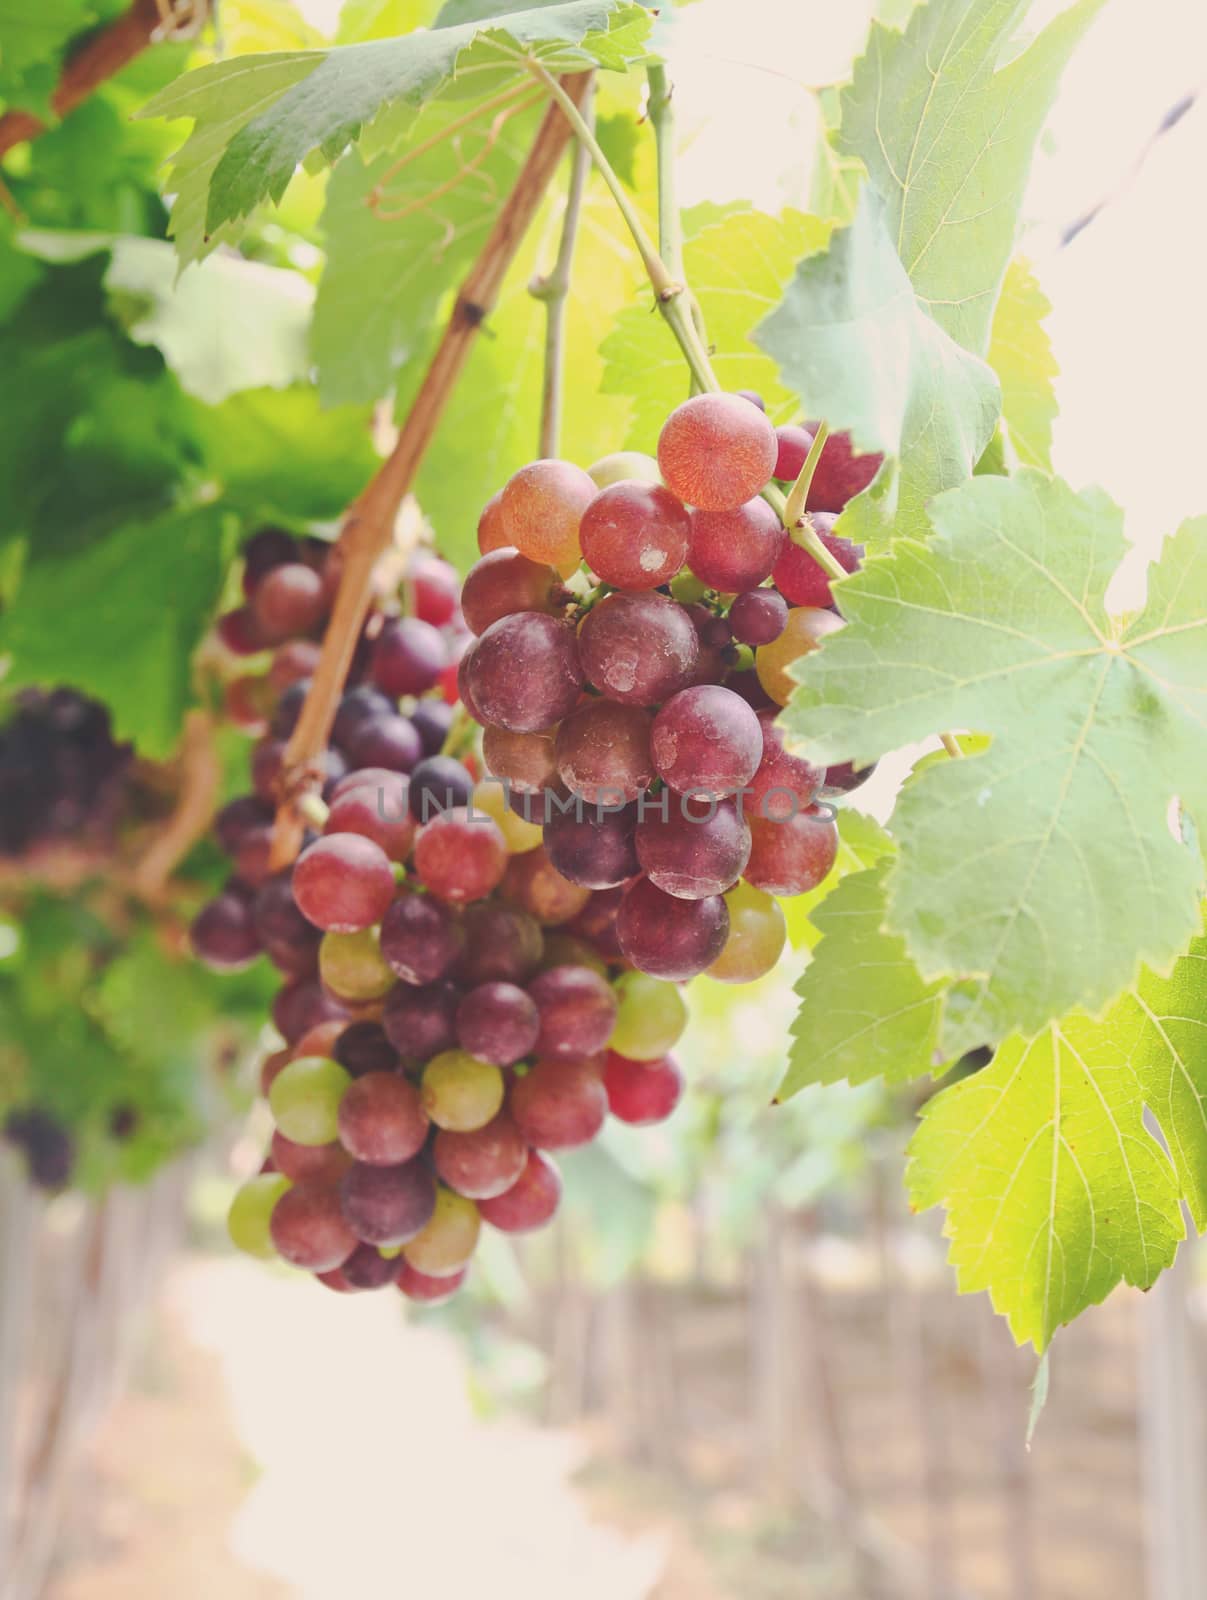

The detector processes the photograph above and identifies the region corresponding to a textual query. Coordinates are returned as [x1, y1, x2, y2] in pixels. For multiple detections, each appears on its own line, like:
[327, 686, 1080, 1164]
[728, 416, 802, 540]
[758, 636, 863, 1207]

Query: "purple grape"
[455, 982, 540, 1066]
[465, 613, 584, 732]
[380, 892, 465, 986]
[191, 892, 262, 971]
[650, 685, 763, 798]
[528, 965, 618, 1059]
[578, 592, 699, 707]
[333, 1021, 400, 1077]
[411, 699, 456, 756]
[408, 756, 475, 822]
[616, 879, 729, 980]
[339, 1159, 437, 1247]
[344, 714, 423, 774]
[372, 617, 448, 698]
[542, 804, 639, 889]
[729, 589, 788, 646]
[635, 796, 751, 899]
[332, 686, 396, 750]
[382, 980, 461, 1062]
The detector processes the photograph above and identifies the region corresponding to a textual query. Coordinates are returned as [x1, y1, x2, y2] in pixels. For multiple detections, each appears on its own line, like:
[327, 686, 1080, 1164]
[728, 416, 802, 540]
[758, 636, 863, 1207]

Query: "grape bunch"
[0, 689, 134, 860]
[462, 391, 879, 987]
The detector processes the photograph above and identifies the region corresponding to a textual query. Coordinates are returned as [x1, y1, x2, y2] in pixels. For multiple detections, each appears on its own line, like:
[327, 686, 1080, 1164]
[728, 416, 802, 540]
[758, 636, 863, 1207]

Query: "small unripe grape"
[608, 971, 688, 1060]
[421, 1050, 505, 1131]
[658, 393, 778, 512]
[755, 607, 844, 707]
[269, 1056, 352, 1146]
[228, 1173, 292, 1259]
[319, 927, 396, 1002]
[403, 1187, 482, 1276]
[706, 881, 786, 983]
[587, 451, 662, 489]
[473, 779, 544, 853]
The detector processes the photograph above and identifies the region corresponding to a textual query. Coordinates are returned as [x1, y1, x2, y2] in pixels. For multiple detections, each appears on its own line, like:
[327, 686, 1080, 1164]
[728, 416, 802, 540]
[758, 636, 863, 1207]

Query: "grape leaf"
[336, 0, 441, 43]
[600, 205, 831, 449]
[0, 501, 239, 757]
[754, 188, 999, 546]
[140, 1, 652, 264]
[783, 859, 946, 1096]
[838, 0, 1106, 355]
[781, 806, 894, 952]
[783, 470, 1207, 1053]
[907, 924, 1207, 1350]
[104, 237, 315, 404]
[987, 256, 1056, 470]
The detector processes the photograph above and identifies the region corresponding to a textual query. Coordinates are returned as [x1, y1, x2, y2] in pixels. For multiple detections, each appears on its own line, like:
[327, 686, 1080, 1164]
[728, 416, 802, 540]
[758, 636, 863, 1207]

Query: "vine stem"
[646, 63, 708, 367]
[783, 421, 830, 530]
[131, 710, 221, 900]
[530, 75, 595, 459]
[268, 72, 594, 868]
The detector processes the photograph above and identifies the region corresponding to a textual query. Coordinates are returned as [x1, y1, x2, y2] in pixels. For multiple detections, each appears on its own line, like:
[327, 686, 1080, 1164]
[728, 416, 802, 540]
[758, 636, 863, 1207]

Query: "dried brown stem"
[131, 710, 221, 900]
[268, 72, 592, 868]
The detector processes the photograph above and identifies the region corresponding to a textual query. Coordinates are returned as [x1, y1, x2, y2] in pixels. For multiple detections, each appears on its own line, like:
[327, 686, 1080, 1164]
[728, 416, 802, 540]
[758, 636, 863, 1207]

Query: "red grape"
[381, 981, 461, 1062]
[729, 588, 788, 646]
[380, 893, 464, 985]
[616, 878, 729, 980]
[253, 562, 327, 642]
[455, 982, 540, 1066]
[578, 592, 699, 706]
[454, 901, 544, 985]
[579, 482, 691, 590]
[687, 498, 786, 592]
[748, 707, 824, 821]
[477, 489, 509, 555]
[270, 1132, 353, 1185]
[414, 806, 507, 903]
[508, 1058, 607, 1150]
[772, 521, 862, 608]
[477, 1148, 562, 1232]
[635, 796, 751, 898]
[482, 726, 558, 794]
[461, 548, 560, 636]
[372, 617, 448, 697]
[803, 427, 883, 512]
[398, 1260, 467, 1301]
[542, 804, 639, 889]
[528, 965, 619, 1059]
[325, 782, 415, 862]
[773, 423, 815, 481]
[271, 1182, 358, 1272]
[658, 393, 778, 512]
[555, 700, 653, 804]
[603, 1051, 685, 1125]
[503, 846, 591, 925]
[500, 459, 596, 570]
[466, 613, 584, 733]
[341, 1244, 403, 1291]
[338, 1072, 429, 1165]
[191, 891, 262, 971]
[340, 1158, 437, 1246]
[433, 1113, 528, 1199]
[410, 553, 460, 626]
[292, 833, 396, 933]
[744, 806, 838, 895]
[650, 684, 762, 798]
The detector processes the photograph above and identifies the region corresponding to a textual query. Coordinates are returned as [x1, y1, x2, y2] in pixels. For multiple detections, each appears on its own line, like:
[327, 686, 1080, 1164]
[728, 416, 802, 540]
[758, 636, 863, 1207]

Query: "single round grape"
[748, 707, 825, 823]
[455, 902, 544, 986]
[403, 1187, 481, 1276]
[543, 803, 639, 889]
[508, 1057, 607, 1150]
[333, 1020, 398, 1077]
[707, 880, 786, 983]
[269, 1055, 352, 1146]
[325, 781, 415, 862]
[434, 1113, 528, 1200]
[332, 687, 396, 750]
[228, 1172, 292, 1259]
[242, 526, 297, 592]
[500, 459, 596, 569]
[477, 488, 510, 554]
[293, 833, 396, 933]
[340, 1158, 437, 1247]
[687, 498, 786, 593]
[344, 713, 423, 774]
[635, 796, 751, 899]
[372, 616, 448, 698]
[820, 758, 878, 798]
[744, 806, 839, 896]
[472, 779, 544, 854]
[215, 794, 273, 856]
[529, 965, 619, 1060]
[271, 1181, 359, 1272]
[729, 588, 789, 649]
[270, 1131, 353, 1186]
[253, 562, 327, 642]
[408, 756, 475, 823]
[421, 1049, 505, 1132]
[217, 604, 269, 656]
[191, 891, 262, 971]
[456, 982, 540, 1066]
[650, 684, 762, 799]
[461, 548, 560, 636]
[271, 978, 353, 1044]
[411, 698, 456, 757]
[538, 932, 609, 979]
[414, 806, 508, 904]
[341, 1243, 403, 1291]
[603, 1051, 685, 1125]
[772, 522, 862, 608]
[617, 879, 729, 980]
[466, 612, 584, 733]
[773, 423, 815, 481]
[411, 553, 460, 627]
[319, 927, 396, 1002]
[478, 1148, 562, 1232]
[579, 481, 691, 590]
[481, 726, 558, 795]
[380, 893, 464, 986]
[658, 393, 778, 512]
[382, 981, 461, 1062]
[803, 427, 883, 512]
[338, 1071, 429, 1165]
[578, 592, 699, 706]
[608, 971, 688, 1060]
[755, 606, 844, 707]
[399, 1260, 468, 1301]
[503, 845, 592, 925]
[554, 700, 653, 805]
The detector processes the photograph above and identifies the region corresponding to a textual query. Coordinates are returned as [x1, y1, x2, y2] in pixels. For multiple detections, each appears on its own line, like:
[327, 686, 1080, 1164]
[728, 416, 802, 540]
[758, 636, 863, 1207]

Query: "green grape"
[319, 926, 396, 1001]
[587, 450, 662, 489]
[269, 1056, 352, 1146]
[403, 1186, 482, 1276]
[421, 1049, 505, 1132]
[608, 971, 689, 1060]
[707, 881, 786, 983]
[228, 1172, 292, 1260]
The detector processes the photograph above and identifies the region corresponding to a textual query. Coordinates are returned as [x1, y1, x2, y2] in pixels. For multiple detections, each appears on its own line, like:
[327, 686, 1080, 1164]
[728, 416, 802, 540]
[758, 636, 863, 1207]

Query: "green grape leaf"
[600, 204, 831, 449]
[406, 165, 635, 569]
[783, 470, 1207, 1053]
[781, 806, 895, 952]
[754, 188, 999, 546]
[336, 0, 441, 43]
[104, 237, 314, 404]
[190, 385, 380, 521]
[987, 256, 1057, 470]
[783, 858, 946, 1097]
[140, 1, 652, 264]
[907, 924, 1207, 1350]
[0, 501, 239, 757]
[839, 0, 1106, 356]
[312, 90, 546, 407]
